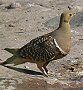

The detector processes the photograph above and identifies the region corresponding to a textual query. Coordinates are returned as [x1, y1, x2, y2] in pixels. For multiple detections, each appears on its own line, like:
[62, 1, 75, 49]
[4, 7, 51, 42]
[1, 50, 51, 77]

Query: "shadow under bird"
[0, 10, 75, 76]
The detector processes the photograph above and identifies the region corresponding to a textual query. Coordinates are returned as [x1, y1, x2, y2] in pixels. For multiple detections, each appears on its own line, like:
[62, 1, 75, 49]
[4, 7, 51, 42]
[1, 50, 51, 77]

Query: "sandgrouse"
[0, 10, 75, 76]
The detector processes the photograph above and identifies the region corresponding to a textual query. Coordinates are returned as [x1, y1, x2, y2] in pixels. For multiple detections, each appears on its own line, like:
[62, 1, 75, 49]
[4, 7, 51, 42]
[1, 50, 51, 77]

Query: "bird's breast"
[56, 37, 71, 53]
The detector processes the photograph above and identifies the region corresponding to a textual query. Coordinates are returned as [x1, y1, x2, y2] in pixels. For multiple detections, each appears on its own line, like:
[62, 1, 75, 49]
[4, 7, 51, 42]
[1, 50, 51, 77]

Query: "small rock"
[24, 66, 29, 69]
[41, 16, 44, 19]
[38, 28, 42, 31]
[68, 5, 83, 11]
[5, 3, 15, 9]
[5, 3, 21, 9]
[68, 6, 73, 10]
[26, 20, 28, 21]
[29, 3, 35, 7]
[74, 57, 80, 59]
[15, 39, 17, 40]
[68, 67, 74, 72]
[79, 39, 83, 41]
[8, 24, 15, 27]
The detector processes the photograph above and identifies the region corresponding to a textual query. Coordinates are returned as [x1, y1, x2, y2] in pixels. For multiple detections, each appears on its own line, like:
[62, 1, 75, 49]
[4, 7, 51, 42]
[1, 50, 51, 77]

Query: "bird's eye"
[69, 14, 72, 16]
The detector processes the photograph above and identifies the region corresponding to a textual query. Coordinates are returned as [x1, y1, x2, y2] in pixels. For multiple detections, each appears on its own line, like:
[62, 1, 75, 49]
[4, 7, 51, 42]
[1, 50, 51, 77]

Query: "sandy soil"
[0, 0, 83, 90]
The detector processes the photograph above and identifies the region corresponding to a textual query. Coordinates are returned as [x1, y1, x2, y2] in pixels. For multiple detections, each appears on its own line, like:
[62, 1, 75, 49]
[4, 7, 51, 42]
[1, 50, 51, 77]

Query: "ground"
[0, 0, 83, 90]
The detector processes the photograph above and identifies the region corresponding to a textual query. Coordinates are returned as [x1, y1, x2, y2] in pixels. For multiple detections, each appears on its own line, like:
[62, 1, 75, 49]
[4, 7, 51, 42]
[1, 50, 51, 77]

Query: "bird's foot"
[43, 71, 55, 77]
[47, 71, 55, 77]
[43, 72, 49, 77]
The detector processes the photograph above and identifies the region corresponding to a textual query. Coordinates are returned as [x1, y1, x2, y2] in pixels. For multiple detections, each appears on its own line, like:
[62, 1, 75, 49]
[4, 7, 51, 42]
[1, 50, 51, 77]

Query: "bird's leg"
[37, 62, 48, 77]
[43, 66, 48, 74]
[43, 61, 49, 74]
[43, 61, 55, 77]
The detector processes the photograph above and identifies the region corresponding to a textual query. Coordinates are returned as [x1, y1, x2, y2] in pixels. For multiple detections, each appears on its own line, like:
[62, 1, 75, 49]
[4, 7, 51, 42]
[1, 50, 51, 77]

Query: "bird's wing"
[18, 34, 65, 61]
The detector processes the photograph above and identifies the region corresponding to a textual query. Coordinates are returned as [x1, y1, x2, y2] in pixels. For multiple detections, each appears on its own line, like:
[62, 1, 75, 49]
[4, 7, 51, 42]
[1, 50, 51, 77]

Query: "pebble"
[68, 5, 83, 11]
[29, 3, 35, 7]
[5, 2, 21, 9]
[8, 24, 15, 27]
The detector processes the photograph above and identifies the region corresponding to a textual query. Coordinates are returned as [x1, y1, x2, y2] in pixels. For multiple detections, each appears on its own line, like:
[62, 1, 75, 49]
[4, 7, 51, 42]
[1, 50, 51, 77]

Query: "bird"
[0, 10, 75, 76]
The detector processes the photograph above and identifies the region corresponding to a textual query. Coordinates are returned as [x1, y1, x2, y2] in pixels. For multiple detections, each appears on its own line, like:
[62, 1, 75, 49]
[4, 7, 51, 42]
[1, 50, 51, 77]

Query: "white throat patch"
[54, 39, 67, 55]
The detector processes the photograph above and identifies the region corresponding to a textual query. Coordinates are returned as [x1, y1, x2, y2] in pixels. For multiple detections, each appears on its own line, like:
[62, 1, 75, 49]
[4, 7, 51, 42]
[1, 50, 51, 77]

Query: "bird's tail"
[4, 48, 19, 54]
[0, 53, 28, 66]
[0, 48, 28, 66]
[0, 53, 19, 66]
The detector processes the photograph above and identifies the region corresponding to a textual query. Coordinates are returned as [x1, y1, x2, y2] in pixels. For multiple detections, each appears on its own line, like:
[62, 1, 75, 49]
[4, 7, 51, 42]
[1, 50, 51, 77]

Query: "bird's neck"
[50, 21, 71, 53]
[58, 21, 70, 32]
[50, 21, 71, 37]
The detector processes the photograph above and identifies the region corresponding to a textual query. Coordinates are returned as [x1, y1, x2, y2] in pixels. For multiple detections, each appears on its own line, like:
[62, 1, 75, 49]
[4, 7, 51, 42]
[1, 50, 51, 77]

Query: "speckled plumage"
[19, 35, 66, 61]
[0, 10, 75, 76]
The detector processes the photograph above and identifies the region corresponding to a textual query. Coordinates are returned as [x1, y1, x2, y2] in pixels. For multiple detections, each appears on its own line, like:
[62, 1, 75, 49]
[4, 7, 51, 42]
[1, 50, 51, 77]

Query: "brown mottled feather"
[18, 34, 65, 62]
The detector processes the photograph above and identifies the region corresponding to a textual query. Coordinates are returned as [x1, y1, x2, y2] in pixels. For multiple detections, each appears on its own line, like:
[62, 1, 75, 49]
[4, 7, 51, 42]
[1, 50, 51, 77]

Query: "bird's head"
[60, 10, 76, 23]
